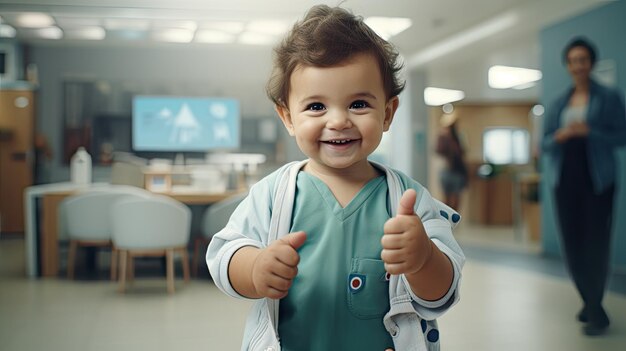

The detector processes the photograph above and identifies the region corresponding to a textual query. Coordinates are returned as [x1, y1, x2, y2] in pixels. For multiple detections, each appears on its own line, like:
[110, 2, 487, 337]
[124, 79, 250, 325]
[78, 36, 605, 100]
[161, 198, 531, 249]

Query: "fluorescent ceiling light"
[246, 20, 290, 36]
[511, 81, 537, 90]
[364, 17, 412, 40]
[55, 17, 100, 27]
[238, 31, 276, 45]
[409, 12, 518, 67]
[0, 24, 16, 38]
[200, 21, 244, 34]
[36, 26, 63, 40]
[16, 12, 55, 28]
[424, 87, 465, 106]
[195, 30, 234, 43]
[104, 18, 150, 31]
[64, 26, 105, 40]
[488, 65, 542, 89]
[153, 20, 197, 31]
[152, 28, 194, 43]
[109, 29, 147, 41]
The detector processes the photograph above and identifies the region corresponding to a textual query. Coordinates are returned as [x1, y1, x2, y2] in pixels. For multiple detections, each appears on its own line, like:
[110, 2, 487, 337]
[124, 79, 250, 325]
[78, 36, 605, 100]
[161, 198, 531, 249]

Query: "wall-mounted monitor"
[132, 96, 240, 152]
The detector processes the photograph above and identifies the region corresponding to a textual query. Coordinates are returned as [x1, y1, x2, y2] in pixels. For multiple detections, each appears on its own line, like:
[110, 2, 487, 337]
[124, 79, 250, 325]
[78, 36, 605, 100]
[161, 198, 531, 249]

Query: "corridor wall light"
[488, 65, 542, 89]
[364, 17, 412, 40]
[424, 87, 465, 106]
[532, 104, 545, 116]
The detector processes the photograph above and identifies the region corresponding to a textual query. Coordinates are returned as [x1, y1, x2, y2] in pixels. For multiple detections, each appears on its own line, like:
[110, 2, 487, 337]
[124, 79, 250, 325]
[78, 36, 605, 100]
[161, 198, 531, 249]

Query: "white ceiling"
[0, 0, 611, 103]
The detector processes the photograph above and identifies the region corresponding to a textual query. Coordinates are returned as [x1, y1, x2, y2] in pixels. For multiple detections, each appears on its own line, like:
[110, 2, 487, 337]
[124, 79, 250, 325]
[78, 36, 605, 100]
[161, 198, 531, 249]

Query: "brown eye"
[307, 102, 325, 111]
[350, 100, 369, 109]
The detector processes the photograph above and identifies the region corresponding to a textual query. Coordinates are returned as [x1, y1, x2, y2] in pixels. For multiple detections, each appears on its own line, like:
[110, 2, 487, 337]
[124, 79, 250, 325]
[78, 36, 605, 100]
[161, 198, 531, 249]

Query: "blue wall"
[540, 0, 626, 268]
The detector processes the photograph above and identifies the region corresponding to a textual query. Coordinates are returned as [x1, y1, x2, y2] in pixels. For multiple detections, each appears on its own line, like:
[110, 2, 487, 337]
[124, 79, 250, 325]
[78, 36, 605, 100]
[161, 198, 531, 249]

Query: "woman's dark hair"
[562, 37, 597, 66]
[266, 5, 405, 107]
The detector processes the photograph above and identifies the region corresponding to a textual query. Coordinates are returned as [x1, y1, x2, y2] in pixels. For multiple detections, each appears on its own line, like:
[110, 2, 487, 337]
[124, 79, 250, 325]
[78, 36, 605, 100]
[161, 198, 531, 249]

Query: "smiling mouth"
[321, 139, 356, 145]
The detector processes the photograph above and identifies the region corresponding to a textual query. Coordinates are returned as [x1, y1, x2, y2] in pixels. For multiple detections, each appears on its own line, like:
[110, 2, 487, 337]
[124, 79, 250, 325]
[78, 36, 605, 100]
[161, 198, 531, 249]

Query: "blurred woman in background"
[542, 37, 626, 336]
[436, 112, 468, 210]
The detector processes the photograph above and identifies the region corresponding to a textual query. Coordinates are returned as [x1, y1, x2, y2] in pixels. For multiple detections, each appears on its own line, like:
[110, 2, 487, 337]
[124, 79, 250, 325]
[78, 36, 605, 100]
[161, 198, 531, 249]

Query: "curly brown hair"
[266, 5, 405, 107]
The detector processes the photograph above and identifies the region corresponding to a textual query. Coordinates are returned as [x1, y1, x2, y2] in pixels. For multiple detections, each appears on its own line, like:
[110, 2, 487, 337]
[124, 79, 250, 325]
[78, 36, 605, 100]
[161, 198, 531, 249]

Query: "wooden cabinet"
[0, 88, 34, 234]
[466, 162, 513, 225]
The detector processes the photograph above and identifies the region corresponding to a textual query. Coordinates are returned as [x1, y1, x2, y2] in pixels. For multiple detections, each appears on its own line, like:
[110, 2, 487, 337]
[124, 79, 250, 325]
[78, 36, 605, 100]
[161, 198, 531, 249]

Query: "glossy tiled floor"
[1, 224, 625, 351]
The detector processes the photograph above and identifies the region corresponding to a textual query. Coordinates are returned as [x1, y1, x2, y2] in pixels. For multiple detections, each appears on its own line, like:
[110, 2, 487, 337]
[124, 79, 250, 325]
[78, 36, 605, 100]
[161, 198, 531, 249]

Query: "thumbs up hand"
[251, 231, 306, 299]
[381, 189, 433, 276]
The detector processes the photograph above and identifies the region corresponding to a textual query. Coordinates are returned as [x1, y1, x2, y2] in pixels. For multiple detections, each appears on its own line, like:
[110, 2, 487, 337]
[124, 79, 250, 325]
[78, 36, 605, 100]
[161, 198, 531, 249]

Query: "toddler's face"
[277, 53, 398, 175]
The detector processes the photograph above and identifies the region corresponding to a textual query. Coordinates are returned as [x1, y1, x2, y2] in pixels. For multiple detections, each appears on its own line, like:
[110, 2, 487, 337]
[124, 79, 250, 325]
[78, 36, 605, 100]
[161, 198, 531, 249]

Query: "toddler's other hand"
[381, 189, 432, 275]
[251, 231, 306, 299]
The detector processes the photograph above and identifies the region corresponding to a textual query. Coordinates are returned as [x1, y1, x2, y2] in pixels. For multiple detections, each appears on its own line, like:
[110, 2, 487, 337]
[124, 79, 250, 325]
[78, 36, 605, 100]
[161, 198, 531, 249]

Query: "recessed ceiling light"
[246, 20, 290, 36]
[64, 26, 106, 40]
[238, 31, 276, 45]
[511, 81, 537, 90]
[108, 29, 147, 41]
[488, 65, 542, 89]
[153, 20, 197, 31]
[152, 28, 194, 43]
[55, 17, 101, 27]
[104, 18, 150, 31]
[200, 21, 244, 34]
[15, 12, 54, 28]
[16, 12, 55, 28]
[424, 87, 465, 106]
[364, 17, 412, 40]
[36, 26, 63, 40]
[0, 24, 16, 38]
[195, 30, 234, 44]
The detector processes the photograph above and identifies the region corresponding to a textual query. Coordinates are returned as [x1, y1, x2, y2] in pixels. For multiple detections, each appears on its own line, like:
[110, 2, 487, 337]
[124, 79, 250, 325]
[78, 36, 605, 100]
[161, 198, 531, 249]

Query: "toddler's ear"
[276, 104, 295, 136]
[384, 96, 400, 131]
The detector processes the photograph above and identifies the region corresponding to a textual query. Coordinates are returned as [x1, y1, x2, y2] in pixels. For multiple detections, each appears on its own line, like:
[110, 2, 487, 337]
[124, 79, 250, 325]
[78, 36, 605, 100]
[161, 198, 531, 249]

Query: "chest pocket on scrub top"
[347, 258, 390, 319]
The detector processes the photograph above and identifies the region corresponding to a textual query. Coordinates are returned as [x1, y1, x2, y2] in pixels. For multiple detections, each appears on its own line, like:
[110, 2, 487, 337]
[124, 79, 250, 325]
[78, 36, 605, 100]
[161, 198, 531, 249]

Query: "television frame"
[131, 95, 241, 153]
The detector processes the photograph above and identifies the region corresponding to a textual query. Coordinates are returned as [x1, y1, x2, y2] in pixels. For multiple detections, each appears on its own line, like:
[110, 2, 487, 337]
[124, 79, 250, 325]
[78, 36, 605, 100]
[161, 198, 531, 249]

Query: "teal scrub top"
[278, 172, 394, 350]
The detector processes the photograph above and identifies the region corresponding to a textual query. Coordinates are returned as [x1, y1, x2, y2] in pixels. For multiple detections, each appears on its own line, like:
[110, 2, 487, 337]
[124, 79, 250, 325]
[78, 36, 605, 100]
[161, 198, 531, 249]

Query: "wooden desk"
[24, 183, 241, 277]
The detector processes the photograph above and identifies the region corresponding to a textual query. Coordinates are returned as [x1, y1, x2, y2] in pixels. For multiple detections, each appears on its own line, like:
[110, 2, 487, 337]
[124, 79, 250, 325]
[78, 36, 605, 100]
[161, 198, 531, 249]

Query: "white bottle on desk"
[70, 147, 92, 185]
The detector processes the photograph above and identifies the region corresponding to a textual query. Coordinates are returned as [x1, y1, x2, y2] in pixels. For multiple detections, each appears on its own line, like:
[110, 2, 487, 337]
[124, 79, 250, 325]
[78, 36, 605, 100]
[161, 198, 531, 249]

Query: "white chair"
[61, 186, 153, 280]
[111, 194, 191, 293]
[192, 193, 247, 277]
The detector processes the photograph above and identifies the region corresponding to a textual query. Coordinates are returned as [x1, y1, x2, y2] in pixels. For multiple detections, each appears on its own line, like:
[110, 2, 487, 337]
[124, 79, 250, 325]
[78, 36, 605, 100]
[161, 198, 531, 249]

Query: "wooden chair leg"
[127, 254, 134, 283]
[181, 248, 190, 283]
[166, 249, 175, 294]
[192, 238, 200, 278]
[67, 240, 78, 280]
[118, 250, 127, 293]
[110, 246, 118, 281]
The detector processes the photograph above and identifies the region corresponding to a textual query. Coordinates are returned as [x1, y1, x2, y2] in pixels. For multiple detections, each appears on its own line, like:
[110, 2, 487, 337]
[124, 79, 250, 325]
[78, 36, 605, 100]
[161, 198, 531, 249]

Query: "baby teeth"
[328, 139, 351, 144]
